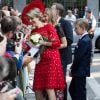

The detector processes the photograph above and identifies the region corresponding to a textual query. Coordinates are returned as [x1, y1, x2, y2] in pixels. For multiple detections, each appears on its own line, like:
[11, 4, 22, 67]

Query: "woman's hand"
[39, 40, 46, 45]
[39, 40, 52, 46]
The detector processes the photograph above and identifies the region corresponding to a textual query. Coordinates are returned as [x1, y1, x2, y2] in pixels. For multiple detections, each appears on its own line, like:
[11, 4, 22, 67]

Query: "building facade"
[0, 0, 99, 21]
[87, 0, 99, 22]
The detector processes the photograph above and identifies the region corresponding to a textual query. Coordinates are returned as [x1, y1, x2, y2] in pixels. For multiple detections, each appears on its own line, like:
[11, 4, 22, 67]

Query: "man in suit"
[51, 3, 73, 100]
[69, 18, 92, 100]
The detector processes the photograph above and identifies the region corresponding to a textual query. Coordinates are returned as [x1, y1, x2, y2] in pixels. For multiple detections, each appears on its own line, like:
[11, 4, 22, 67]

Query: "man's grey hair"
[53, 3, 65, 11]
[52, 3, 65, 16]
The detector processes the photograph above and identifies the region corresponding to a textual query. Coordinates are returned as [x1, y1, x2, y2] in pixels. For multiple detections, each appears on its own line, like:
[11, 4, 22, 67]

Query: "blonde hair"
[75, 18, 88, 30]
[44, 8, 54, 23]
[27, 8, 42, 18]
[44, 8, 57, 25]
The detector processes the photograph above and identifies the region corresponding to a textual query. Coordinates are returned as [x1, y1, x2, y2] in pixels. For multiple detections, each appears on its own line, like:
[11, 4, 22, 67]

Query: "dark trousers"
[62, 60, 67, 100]
[69, 77, 86, 100]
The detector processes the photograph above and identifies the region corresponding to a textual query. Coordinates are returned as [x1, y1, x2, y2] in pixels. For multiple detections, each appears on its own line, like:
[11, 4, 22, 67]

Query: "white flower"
[30, 34, 43, 44]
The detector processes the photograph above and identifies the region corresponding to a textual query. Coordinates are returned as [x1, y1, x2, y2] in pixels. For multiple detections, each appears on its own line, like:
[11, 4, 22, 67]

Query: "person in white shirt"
[65, 10, 76, 27]
[83, 8, 96, 39]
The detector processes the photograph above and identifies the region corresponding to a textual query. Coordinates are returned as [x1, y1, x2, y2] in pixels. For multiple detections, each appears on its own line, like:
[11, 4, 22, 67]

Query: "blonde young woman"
[21, 1, 65, 100]
[43, 8, 67, 49]
[42, 8, 67, 99]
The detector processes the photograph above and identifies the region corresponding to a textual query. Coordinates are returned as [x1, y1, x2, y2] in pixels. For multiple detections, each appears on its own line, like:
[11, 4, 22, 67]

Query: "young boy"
[69, 18, 92, 100]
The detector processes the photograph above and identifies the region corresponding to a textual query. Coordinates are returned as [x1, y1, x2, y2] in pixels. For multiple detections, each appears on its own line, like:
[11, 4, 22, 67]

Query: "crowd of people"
[0, 0, 96, 100]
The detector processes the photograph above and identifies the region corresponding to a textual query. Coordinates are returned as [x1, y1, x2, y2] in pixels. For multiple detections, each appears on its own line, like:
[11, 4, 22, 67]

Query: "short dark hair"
[53, 3, 65, 16]
[0, 10, 6, 21]
[86, 8, 92, 13]
[0, 56, 17, 81]
[1, 16, 17, 34]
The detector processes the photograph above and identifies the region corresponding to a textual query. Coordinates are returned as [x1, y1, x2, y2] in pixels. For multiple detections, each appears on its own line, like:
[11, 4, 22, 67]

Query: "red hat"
[21, 0, 45, 25]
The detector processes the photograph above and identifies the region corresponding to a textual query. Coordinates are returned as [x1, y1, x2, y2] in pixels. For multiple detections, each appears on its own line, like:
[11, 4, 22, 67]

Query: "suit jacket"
[59, 18, 73, 65]
[71, 34, 92, 77]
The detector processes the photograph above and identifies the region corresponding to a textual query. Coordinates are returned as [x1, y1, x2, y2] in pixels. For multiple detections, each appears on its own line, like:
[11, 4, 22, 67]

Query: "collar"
[57, 17, 61, 23]
[80, 31, 88, 39]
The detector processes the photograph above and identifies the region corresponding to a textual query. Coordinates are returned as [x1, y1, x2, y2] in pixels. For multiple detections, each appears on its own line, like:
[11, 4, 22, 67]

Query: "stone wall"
[87, 0, 99, 21]
[13, 0, 99, 22]
[13, 0, 26, 13]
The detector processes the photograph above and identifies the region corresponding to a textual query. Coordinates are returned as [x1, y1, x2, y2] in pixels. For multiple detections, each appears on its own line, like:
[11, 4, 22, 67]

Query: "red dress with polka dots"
[31, 23, 65, 90]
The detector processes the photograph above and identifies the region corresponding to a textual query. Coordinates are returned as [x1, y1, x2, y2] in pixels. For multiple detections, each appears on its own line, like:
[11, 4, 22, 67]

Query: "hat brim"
[21, 0, 45, 25]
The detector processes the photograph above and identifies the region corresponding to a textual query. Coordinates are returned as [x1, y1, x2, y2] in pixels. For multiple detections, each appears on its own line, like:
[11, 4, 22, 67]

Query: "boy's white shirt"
[57, 17, 61, 24]
[83, 15, 96, 29]
[80, 31, 88, 39]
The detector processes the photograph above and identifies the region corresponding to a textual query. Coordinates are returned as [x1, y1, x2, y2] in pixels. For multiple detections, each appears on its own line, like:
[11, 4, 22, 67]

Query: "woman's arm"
[59, 37, 67, 49]
[55, 24, 67, 49]
[39, 40, 52, 46]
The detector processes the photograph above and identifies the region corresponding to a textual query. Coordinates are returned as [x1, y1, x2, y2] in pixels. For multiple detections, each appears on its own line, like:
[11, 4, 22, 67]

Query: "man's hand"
[0, 88, 20, 100]
[23, 54, 33, 66]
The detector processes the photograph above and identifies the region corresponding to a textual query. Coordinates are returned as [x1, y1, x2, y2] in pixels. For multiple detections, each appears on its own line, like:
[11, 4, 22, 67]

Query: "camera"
[6, 31, 25, 52]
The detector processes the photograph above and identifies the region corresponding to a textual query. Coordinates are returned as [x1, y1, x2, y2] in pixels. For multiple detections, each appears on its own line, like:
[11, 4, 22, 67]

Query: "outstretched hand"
[0, 88, 20, 100]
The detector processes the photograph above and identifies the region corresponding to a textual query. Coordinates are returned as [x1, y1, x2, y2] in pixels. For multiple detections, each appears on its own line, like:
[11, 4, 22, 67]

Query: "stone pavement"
[24, 61, 36, 100]
[24, 53, 100, 100]
[24, 62, 72, 100]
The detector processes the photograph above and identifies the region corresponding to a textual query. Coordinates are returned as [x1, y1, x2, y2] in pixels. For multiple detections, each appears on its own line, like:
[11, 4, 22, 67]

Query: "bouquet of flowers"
[30, 34, 43, 45]
[30, 33, 49, 55]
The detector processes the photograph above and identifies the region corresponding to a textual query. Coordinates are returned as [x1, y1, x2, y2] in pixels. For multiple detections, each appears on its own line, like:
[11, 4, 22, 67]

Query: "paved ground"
[24, 52, 100, 100]
[24, 61, 35, 100]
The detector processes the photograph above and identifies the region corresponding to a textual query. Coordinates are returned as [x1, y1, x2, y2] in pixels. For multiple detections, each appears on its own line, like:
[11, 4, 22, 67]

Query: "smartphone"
[28, 47, 39, 57]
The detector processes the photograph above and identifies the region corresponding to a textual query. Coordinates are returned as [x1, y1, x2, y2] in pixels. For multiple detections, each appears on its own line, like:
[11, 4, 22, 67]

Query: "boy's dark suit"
[69, 34, 92, 100]
[58, 18, 73, 100]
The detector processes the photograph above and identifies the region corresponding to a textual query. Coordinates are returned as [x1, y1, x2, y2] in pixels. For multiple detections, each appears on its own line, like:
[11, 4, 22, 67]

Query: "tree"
[26, 0, 32, 4]
[43, 0, 53, 7]
[26, 0, 54, 7]
[1, 0, 13, 7]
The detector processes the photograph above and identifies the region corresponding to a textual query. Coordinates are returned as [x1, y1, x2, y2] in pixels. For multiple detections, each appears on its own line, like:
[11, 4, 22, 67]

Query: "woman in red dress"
[22, 1, 65, 100]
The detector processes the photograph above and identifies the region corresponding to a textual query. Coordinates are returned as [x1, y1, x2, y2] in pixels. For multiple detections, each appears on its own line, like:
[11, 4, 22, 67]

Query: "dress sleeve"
[55, 24, 65, 38]
[47, 24, 60, 48]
